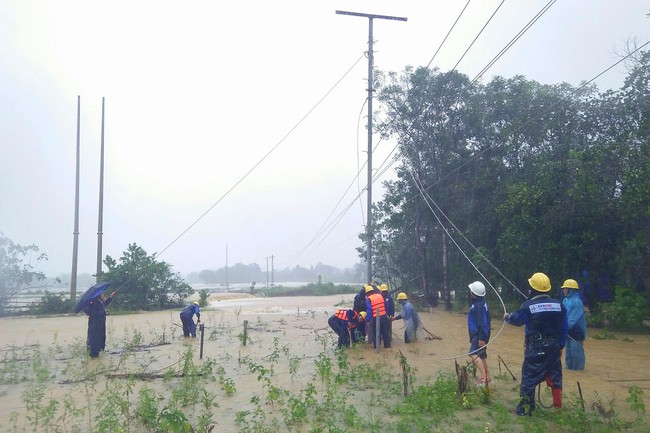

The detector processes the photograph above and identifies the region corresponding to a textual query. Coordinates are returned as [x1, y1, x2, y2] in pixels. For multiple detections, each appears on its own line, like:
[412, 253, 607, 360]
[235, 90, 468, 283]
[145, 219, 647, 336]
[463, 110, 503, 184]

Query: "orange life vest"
[367, 293, 386, 317]
[335, 309, 358, 324]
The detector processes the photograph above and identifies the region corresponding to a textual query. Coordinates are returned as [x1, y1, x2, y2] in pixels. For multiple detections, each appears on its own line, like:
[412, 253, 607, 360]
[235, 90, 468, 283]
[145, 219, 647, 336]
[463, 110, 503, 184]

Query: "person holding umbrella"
[84, 290, 116, 358]
[180, 301, 201, 338]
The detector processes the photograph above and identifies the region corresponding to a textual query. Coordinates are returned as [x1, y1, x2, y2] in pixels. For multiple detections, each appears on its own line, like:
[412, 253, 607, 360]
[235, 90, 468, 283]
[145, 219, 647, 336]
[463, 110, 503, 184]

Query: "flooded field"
[0, 293, 648, 432]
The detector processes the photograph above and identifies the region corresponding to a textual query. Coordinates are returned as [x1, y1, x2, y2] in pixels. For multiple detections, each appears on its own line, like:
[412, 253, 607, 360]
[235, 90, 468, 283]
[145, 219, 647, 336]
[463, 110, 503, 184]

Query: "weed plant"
[3, 320, 650, 433]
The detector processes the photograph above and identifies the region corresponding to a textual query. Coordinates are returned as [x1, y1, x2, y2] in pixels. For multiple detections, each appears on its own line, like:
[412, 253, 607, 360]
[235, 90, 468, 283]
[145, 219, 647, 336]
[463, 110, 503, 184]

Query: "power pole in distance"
[335, 10, 407, 284]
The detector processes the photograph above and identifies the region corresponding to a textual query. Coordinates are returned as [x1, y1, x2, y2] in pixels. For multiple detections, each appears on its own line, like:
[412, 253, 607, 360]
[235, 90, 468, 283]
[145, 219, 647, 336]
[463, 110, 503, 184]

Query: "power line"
[425, 0, 472, 69]
[107, 54, 365, 293]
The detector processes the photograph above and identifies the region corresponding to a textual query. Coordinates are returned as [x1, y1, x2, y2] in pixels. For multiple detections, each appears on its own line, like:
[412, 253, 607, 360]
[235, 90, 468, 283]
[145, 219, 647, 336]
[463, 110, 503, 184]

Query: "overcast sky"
[1, 0, 648, 279]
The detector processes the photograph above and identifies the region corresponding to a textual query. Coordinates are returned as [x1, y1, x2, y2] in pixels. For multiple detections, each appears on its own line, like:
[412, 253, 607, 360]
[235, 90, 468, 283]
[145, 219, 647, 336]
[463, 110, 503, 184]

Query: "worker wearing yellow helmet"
[380, 283, 395, 346]
[328, 308, 366, 348]
[179, 301, 202, 338]
[561, 279, 587, 370]
[504, 272, 568, 415]
[365, 284, 390, 348]
[394, 292, 420, 343]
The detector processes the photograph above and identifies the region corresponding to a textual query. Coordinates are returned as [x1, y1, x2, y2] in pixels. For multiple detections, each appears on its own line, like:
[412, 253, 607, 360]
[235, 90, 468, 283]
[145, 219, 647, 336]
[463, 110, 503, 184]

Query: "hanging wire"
[406, 167, 508, 360]
[108, 53, 366, 294]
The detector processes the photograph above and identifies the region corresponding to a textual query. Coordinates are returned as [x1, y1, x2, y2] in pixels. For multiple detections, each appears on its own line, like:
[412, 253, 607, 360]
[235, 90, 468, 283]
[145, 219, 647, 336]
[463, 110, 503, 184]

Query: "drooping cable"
[451, 0, 506, 72]
[407, 167, 508, 360]
[107, 54, 366, 294]
[425, 0, 472, 69]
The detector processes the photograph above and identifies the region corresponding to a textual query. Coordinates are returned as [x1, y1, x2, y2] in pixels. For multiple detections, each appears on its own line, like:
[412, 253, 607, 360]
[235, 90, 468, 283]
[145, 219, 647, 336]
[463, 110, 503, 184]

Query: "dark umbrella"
[73, 281, 111, 313]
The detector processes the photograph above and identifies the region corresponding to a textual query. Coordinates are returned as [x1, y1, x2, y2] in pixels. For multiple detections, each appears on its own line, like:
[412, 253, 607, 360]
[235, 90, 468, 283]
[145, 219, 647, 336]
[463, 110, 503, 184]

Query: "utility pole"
[70, 96, 81, 302]
[270, 255, 274, 287]
[265, 255, 275, 288]
[96, 97, 106, 282]
[336, 10, 407, 284]
[225, 243, 229, 290]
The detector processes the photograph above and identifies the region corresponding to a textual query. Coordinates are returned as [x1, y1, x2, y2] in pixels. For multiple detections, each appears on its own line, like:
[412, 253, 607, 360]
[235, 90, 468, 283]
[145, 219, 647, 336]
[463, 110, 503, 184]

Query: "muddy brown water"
[0, 294, 648, 431]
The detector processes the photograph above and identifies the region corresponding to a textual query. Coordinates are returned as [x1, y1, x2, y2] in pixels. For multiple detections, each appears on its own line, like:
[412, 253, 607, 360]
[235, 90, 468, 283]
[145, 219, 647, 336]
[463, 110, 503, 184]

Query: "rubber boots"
[545, 376, 562, 409]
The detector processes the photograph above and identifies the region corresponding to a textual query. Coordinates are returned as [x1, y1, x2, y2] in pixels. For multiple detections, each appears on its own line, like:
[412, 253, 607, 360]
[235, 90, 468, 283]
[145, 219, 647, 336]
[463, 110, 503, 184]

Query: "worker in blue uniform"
[504, 272, 568, 415]
[467, 281, 492, 385]
[180, 301, 201, 337]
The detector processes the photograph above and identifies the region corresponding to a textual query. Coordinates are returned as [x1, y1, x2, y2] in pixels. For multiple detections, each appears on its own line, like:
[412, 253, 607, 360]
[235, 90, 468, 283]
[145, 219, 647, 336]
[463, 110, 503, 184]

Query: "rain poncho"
[562, 290, 587, 370]
[395, 301, 420, 343]
[84, 296, 113, 358]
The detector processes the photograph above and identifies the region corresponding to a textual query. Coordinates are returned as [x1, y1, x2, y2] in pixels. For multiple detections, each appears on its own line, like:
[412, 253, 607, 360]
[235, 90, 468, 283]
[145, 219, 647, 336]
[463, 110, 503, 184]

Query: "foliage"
[28, 290, 75, 315]
[589, 285, 648, 330]
[198, 289, 210, 307]
[102, 243, 194, 311]
[0, 233, 48, 314]
[5, 319, 650, 433]
[371, 50, 650, 316]
[255, 282, 359, 297]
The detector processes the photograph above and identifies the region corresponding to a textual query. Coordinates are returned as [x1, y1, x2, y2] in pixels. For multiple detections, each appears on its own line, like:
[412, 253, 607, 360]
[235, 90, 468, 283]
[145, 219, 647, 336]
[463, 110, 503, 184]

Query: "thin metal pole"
[375, 307, 381, 353]
[225, 243, 228, 290]
[199, 324, 205, 359]
[96, 97, 105, 281]
[70, 96, 81, 302]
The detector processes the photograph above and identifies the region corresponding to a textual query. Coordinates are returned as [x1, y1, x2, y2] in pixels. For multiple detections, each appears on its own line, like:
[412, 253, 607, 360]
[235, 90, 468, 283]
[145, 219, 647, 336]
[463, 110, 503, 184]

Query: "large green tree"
[102, 243, 193, 310]
[371, 50, 650, 310]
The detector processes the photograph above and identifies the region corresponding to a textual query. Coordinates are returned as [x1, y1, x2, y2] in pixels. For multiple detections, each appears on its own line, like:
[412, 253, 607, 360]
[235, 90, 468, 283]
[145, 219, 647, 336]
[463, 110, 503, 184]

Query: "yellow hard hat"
[364, 285, 374, 293]
[380, 284, 389, 292]
[193, 301, 200, 306]
[396, 292, 408, 300]
[528, 272, 551, 292]
[359, 311, 367, 319]
[561, 279, 579, 290]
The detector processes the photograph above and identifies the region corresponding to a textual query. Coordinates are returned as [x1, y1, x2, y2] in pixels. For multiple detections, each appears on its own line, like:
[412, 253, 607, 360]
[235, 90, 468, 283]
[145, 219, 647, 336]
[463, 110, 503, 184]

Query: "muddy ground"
[0, 293, 648, 432]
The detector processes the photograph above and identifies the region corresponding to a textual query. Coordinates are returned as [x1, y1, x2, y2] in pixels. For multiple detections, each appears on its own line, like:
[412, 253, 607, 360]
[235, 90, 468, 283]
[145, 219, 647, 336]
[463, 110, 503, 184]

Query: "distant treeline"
[187, 262, 365, 285]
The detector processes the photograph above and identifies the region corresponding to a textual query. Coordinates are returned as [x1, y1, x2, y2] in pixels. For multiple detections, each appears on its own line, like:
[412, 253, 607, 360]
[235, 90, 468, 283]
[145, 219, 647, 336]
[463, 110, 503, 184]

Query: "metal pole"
[375, 307, 381, 353]
[70, 95, 81, 302]
[96, 97, 105, 281]
[335, 10, 407, 284]
[225, 243, 229, 290]
[199, 323, 205, 359]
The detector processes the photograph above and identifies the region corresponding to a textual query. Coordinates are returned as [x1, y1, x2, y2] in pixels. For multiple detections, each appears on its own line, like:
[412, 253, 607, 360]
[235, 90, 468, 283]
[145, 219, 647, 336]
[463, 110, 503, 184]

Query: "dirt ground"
[0, 293, 648, 432]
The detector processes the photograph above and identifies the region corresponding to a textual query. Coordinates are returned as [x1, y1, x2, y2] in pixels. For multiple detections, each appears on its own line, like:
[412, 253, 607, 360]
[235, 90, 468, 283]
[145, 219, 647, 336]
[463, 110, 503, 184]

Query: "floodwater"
[0, 293, 648, 432]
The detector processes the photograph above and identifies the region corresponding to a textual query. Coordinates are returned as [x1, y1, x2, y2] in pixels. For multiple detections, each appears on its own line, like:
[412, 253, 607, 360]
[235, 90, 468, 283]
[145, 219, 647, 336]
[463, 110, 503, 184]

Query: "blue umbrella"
[73, 281, 111, 313]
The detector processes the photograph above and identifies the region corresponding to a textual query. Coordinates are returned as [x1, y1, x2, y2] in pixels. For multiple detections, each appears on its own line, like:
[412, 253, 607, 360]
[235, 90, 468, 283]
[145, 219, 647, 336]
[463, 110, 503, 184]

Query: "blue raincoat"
[563, 290, 587, 370]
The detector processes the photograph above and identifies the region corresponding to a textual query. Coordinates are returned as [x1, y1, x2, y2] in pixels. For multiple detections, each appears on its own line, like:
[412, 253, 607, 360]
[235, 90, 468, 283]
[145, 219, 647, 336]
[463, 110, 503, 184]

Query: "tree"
[372, 51, 650, 311]
[0, 233, 48, 314]
[102, 244, 193, 311]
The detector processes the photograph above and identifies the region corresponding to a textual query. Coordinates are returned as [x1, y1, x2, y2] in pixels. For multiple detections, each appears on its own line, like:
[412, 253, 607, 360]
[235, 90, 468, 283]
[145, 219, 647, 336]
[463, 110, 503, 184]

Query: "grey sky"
[1, 0, 648, 278]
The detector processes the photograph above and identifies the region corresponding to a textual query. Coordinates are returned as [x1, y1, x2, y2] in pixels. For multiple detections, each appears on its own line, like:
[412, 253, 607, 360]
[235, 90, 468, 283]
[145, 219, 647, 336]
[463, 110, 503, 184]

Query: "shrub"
[590, 285, 648, 331]
[28, 291, 74, 315]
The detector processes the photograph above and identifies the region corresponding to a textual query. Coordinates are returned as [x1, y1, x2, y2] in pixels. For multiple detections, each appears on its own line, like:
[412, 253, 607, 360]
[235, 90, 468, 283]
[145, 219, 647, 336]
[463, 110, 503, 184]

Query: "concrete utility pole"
[96, 97, 106, 282]
[335, 10, 407, 283]
[70, 96, 81, 302]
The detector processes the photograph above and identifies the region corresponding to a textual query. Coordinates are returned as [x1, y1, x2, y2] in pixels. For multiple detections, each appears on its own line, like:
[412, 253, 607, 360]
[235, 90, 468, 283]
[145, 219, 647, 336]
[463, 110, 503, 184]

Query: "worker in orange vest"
[365, 284, 391, 348]
[328, 308, 366, 348]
